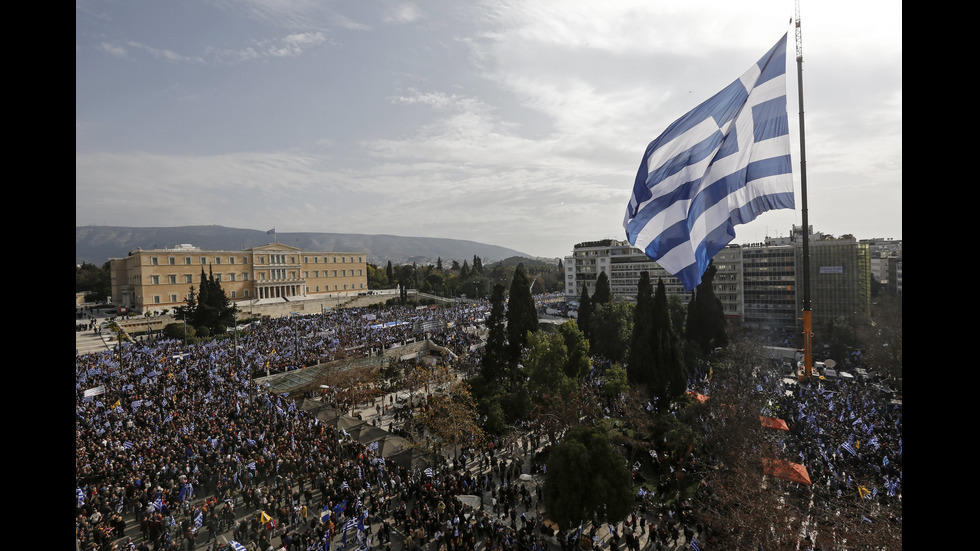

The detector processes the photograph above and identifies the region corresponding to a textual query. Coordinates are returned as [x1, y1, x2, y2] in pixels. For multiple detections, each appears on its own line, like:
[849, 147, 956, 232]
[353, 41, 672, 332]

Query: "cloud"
[383, 2, 424, 25]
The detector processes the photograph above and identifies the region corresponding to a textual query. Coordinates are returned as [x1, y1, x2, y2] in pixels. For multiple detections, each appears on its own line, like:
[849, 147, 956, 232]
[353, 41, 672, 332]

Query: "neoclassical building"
[109, 242, 368, 314]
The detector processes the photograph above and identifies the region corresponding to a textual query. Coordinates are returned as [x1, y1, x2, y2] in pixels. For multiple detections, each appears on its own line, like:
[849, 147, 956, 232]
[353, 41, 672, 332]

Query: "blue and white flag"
[624, 34, 794, 291]
[230, 541, 247, 551]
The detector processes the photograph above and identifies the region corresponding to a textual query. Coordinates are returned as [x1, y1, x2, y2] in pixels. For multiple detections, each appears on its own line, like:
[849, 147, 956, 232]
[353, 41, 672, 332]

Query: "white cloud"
[383, 2, 424, 25]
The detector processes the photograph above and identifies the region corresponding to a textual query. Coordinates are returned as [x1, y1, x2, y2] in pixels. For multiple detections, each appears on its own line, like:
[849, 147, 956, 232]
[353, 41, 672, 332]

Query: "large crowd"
[77, 299, 901, 551]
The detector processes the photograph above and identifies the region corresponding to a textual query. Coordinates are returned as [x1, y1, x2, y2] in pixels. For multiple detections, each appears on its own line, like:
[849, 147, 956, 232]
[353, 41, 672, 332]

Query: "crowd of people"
[77, 297, 901, 551]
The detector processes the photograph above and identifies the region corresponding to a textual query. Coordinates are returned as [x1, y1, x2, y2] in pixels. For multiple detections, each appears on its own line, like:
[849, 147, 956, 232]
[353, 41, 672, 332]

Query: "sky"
[76, 0, 901, 259]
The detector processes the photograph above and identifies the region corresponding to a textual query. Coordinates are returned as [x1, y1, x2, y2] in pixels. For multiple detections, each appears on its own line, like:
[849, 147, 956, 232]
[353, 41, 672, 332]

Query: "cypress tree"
[685, 262, 728, 354]
[481, 284, 508, 385]
[577, 286, 593, 342]
[651, 277, 686, 405]
[506, 264, 538, 367]
[592, 271, 611, 305]
[627, 271, 655, 388]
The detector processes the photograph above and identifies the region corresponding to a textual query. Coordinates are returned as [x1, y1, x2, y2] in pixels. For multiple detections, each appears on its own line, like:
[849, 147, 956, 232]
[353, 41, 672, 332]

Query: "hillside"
[75, 225, 541, 267]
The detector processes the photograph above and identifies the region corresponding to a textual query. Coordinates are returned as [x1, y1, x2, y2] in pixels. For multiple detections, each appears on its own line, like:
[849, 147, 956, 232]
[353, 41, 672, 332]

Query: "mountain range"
[75, 225, 540, 267]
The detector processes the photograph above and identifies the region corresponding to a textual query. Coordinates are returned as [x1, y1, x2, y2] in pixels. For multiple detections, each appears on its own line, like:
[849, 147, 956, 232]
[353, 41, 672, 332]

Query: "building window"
[332, 270, 337, 277]
[168, 275, 177, 284]
[185, 257, 192, 265]
[201, 258, 207, 264]
[243, 257, 248, 264]
[169, 257, 175, 265]
[151, 276, 160, 285]
[151, 257, 159, 265]
[153, 296, 161, 304]
[170, 294, 178, 302]
[243, 273, 249, 281]
[230, 257, 235, 264]
[230, 291, 236, 298]
[215, 274, 221, 282]
[229, 273, 236, 281]
[215, 257, 221, 264]
[244, 290, 250, 297]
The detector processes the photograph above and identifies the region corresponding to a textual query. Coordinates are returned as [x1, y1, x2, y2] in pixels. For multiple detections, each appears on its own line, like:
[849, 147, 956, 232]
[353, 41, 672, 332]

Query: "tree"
[592, 271, 611, 305]
[557, 321, 591, 379]
[627, 271, 656, 389]
[543, 426, 633, 531]
[75, 261, 111, 302]
[685, 262, 728, 355]
[589, 302, 633, 364]
[366, 263, 388, 289]
[479, 284, 508, 385]
[577, 286, 593, 342]
[416, 377, 485, 461]
[506, 264, 538, 367]
[190, 266, 236, 334]
[650, 278, 686, 406]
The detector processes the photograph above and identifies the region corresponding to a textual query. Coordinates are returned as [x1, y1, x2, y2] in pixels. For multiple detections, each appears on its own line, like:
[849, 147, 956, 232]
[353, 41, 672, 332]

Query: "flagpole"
[795, 1, 814, 380]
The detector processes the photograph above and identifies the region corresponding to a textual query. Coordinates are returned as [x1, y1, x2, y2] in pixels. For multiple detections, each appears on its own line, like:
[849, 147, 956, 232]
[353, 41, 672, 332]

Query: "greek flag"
[624, 34, 794, 291]
[230, 541, 247, 551]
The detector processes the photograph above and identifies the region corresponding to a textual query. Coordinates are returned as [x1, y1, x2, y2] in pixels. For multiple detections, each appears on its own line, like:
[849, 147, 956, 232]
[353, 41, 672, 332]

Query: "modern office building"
[805, 237, 872, 331]
[109, 242, 368, 314]
[564, 227, 875, 334]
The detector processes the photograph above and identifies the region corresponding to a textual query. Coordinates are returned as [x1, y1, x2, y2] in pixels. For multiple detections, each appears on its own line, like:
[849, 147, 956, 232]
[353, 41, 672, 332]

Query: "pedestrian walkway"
[76, 328, 113, 355]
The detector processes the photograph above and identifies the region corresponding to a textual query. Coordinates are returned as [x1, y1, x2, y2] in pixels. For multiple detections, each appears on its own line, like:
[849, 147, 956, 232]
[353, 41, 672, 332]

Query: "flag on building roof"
[267, 228, 276, 234]
[624, 34, 794, 291]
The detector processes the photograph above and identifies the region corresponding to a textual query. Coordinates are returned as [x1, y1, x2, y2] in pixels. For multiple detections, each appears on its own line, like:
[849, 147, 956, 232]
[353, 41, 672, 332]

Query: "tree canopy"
[543, 426, 633, 531]
[684, 262, 728, 355]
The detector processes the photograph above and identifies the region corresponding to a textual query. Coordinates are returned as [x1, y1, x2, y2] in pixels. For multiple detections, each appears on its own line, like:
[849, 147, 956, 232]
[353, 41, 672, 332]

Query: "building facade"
[564, 239, 693, 303]
[564, 229, 875, 335]
[110, 242, 368, 314]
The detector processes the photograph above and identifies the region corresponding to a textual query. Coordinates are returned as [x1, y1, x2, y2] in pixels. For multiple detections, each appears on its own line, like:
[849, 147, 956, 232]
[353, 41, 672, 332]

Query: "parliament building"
[109, 242, 368, 314]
